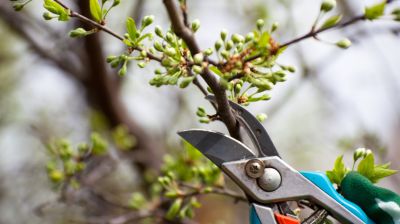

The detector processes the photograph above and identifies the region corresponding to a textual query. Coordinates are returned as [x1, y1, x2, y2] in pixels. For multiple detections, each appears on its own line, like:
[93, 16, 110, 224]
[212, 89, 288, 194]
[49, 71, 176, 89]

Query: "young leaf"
[209, 66, 224, 76]
[258, 32, 270, 48]
[89, 0, 103, 22]
[320, 15, 342, 30]
[43, 0, 70, 21]
[365, 1, 386, 20]
[166, 198, 182, 220]
[126, 17, 138, 41]
[357, 153, 375, 179]
[326, 155, 349, 185]
[370, 167, 397, 183]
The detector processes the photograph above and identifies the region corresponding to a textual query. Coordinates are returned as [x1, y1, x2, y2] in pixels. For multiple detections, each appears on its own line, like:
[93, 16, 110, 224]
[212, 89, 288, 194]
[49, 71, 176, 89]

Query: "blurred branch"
[0, 3, 83, 80]
[76, 1, 164, 172]
[280, 15, 365, 48]
[163, 0, 241, 140]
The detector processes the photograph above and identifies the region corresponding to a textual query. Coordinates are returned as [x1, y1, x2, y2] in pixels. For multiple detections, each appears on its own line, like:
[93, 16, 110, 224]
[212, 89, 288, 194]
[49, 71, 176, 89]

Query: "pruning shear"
[178, 96, 375, 224]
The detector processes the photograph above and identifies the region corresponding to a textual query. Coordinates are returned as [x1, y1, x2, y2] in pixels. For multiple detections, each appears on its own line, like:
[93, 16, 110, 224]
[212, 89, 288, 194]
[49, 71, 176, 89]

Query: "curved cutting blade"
[205, 95, 280, 158]
[178, 129, 255, 167]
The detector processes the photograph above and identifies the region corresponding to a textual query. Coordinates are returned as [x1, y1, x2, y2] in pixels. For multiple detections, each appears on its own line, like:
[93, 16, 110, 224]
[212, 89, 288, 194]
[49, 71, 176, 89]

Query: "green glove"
[341, 171, 400, 224]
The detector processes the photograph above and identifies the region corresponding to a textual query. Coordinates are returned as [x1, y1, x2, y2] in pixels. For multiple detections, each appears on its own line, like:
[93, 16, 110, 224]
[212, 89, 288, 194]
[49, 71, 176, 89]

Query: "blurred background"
[0, 0, 399, 223]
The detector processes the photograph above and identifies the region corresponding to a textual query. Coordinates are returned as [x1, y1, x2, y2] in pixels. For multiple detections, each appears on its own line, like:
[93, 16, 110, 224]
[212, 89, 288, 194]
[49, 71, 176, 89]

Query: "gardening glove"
[341, 171, 400, 224]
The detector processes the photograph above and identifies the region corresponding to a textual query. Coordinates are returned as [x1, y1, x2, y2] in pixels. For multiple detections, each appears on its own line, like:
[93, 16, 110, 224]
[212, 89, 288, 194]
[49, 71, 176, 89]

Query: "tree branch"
[280, 15, 365, 48]
[162, 0, 241, 140]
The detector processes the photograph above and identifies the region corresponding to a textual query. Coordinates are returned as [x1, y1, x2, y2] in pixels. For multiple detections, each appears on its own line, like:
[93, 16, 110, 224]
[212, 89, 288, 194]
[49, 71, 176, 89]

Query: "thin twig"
[53, 0, 162, 62]
[280, 15, 365, 48]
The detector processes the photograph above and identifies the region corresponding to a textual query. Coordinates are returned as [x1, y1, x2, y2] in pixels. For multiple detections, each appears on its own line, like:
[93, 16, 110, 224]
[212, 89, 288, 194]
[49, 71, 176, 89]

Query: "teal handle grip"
[301, 171, 375, 224]
[250, 206, 262, 224]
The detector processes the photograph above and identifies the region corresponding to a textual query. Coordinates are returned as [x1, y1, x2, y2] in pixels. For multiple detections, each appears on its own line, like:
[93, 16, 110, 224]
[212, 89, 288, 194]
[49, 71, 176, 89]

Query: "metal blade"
[205, 95, 280, 158]
[178, 129, 255, 167]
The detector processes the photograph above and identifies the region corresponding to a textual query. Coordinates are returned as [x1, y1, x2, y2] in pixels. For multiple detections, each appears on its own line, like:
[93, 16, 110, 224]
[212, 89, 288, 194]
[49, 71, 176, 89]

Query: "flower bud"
[321, 0, 336, 12]
[165, 47, 176, 56]
[193, 53, 204, 64]
[155, 25, 163, 37]
[287, 66, 296, 73]
[112, 0, 121, 7]
[231, 34, 244, 43]
[69, 28, 88, 38]
[215, 39, 223, 51]
[256, 113, 268, 122]
[192, 65, 203, 74]
[118, 63, 127, 76]
[245, 32, 255, 42]
[365, 149, 373, 156]
[154, 40, 164, 52]
[142, 15, 154, 28]
[13, 3, 24, 11]
[43, 12, 53, 20]
[179, 77, 194, 88]
[166, 32, 174, 42]
[271, 22, 279, 32]
[204, 48, 213, 56]
[353, 148, 366, 161]
[220, 29, 228, 40]
[336, 38, 351, 49]
[225, 40, 234, 50]
[137, 62, 146, 68]
[106, 55, 117, 63]
[191, 19, 201, 32]
[49, 170, 64, 183]
[256, 19, 265, 30]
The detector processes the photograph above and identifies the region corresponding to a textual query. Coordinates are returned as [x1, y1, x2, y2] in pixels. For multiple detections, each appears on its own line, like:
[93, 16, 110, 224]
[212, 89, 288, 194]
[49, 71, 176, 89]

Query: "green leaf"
[43, 0, 70, 21]
[209, 65, 224, 76]
[370, 167, 397, 183]
[258, 31, 270, 48]
[357, 153, 375, 178]
[89, 0, 103, 22]
[326, 155, 349, 185]
[320, 15, 342, 30]
[365, 1, 386, 20]
[126, 17, 138, 41]
[165, 198, 182, 220]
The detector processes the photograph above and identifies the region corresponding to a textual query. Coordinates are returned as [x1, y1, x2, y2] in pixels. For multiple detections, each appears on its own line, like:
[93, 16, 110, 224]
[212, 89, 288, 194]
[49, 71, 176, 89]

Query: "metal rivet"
[245, 159, 265, 178]
[257, 168, 281, 192]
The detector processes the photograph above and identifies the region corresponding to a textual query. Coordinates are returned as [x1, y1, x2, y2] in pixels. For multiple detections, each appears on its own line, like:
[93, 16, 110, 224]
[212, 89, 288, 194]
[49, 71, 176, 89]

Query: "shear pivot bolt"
[257, 168, 281, 192]
[245, 159, 265, 178]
